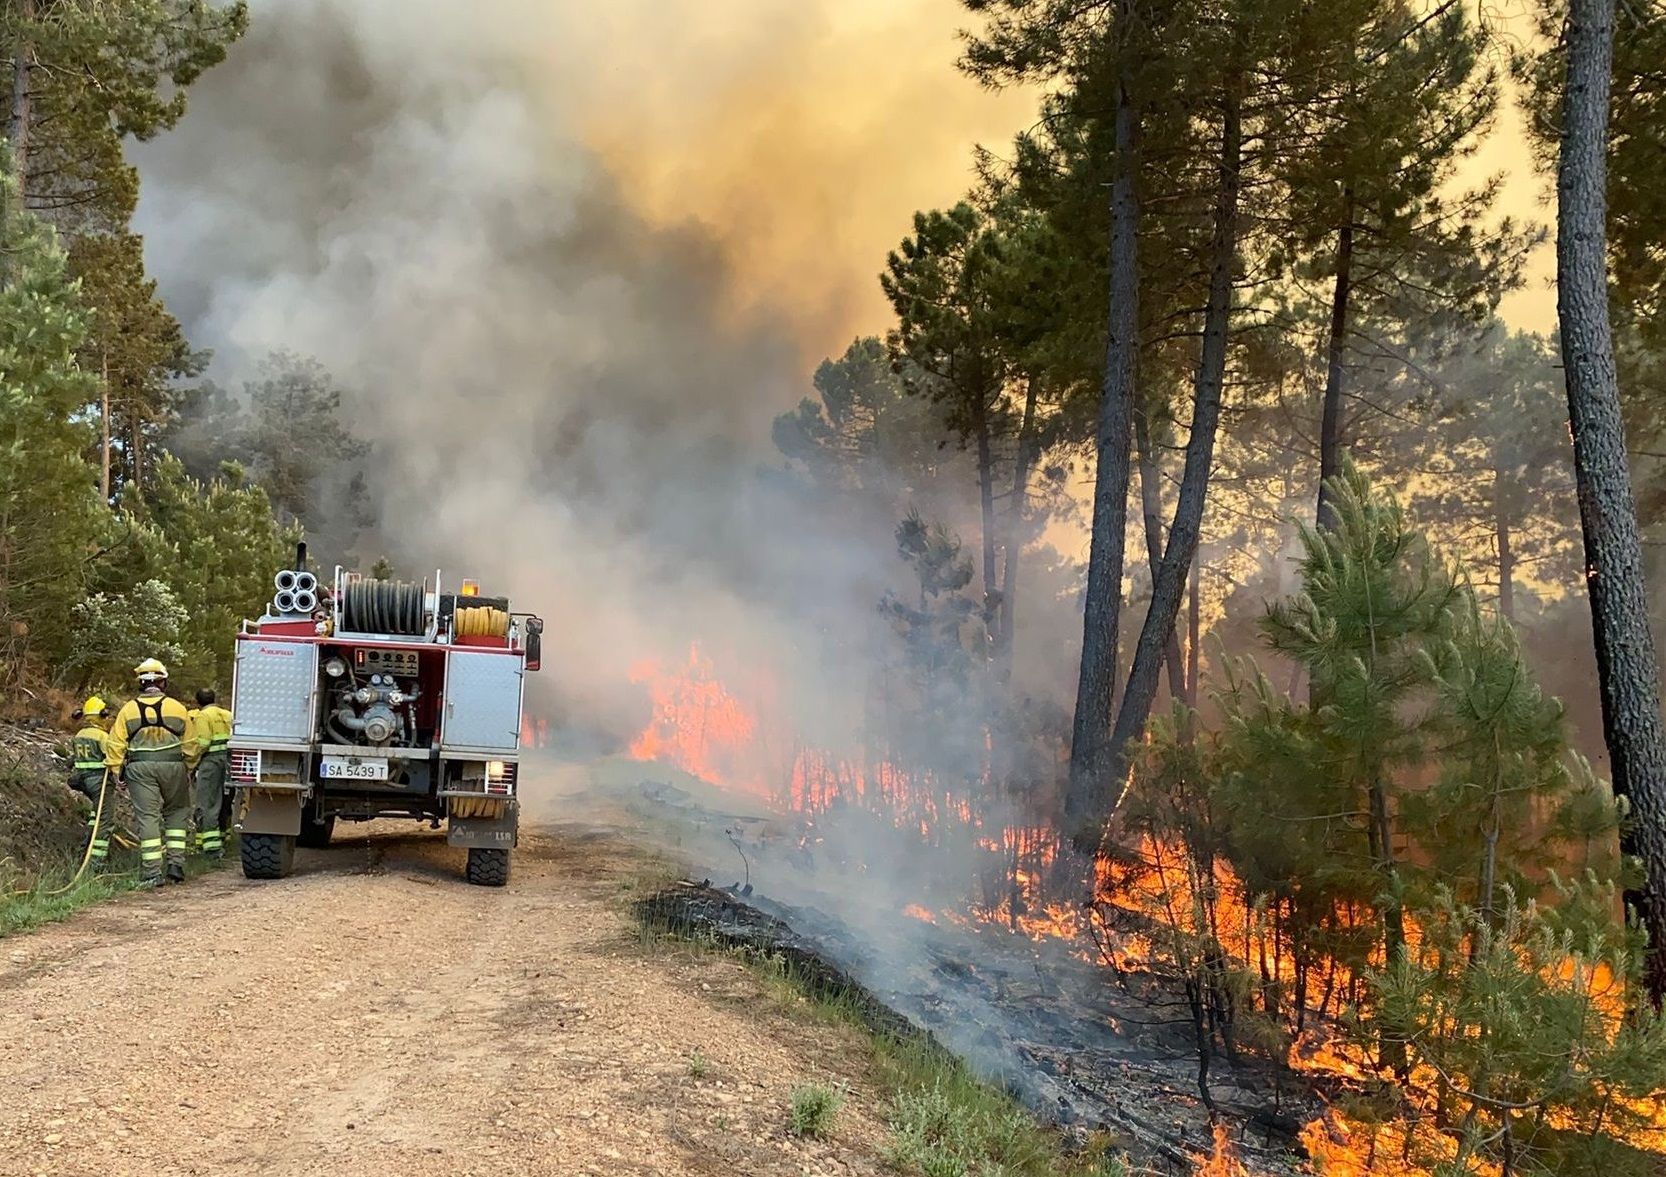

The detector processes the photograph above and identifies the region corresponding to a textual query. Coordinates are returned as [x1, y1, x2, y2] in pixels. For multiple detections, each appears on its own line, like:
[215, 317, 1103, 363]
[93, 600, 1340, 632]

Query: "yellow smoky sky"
[548, 0, 1554, 370]
[543, 0, 1037, 364]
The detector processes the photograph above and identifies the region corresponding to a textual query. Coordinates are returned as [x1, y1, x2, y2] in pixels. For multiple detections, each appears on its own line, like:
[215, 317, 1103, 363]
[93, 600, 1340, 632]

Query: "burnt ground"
[610, 769, 1325, 1175]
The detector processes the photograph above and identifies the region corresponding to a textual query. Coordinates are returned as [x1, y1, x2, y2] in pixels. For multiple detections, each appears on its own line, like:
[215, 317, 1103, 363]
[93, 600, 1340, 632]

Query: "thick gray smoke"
[131, 0, 1029, 755]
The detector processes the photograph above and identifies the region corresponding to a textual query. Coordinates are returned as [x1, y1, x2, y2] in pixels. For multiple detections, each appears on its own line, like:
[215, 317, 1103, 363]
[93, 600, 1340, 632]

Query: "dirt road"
[0, 821, 888, 1177]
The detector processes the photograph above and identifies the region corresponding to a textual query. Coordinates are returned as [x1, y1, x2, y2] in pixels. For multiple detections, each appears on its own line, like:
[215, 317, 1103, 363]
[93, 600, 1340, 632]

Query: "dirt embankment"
[0, 720, 89, 882]
[0, 820, 896, 1177]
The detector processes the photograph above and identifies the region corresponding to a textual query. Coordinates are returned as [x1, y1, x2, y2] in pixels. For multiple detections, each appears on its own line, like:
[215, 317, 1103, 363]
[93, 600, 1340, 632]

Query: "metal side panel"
[232, 640, 319, 743]
[440, 650, 523, 754]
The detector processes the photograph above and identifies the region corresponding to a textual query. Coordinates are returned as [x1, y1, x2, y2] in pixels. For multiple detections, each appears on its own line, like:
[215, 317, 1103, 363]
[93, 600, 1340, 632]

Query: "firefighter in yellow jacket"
[67, 697, 114, 868]
[189, 688, 233, 858]
[106, 658, 199, 887]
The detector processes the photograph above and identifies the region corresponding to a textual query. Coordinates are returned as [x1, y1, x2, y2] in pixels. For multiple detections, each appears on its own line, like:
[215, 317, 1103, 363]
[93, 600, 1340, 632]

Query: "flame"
[620, 636, 1666, 1175]
[1192, 1123, 1243, 1176]
[628, 643, 771, 798]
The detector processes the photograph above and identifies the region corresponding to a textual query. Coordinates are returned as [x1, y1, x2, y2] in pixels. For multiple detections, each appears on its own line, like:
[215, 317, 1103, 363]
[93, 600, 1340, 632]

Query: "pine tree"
[1273, 0, 1526, 530]
[68, 230, 197, 497]
[3, 0, 248, 221]
[882, 203, 1015, 654]
[1125, 463, 1666, 1171]
[1549, 0, 1666, 1005]
[0, 155, 100, 686]
[100, 455, 298, 690]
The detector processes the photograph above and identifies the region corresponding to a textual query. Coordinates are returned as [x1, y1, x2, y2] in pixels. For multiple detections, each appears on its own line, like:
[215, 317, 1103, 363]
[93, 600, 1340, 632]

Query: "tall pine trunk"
[1134, 402, 1186, 702]
[1495, 463, 1515, 622]
[1099, 74, 1244, 820]
[100, 346, 112, 502]
[974, 395, 999, 655]
[1066, 9, 1141, 839]
[1315, 190, 1355, 529]
[7, 0, 32, 188]
[996, 376, 1042, 678]
[1557, 0, 1666, 1004]
[1187, 547, 1200, 711]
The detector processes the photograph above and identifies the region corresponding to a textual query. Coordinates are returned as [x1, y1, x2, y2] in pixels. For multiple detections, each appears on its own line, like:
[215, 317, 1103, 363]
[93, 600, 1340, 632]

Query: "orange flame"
[1193, 1123, 1244, 1176]
[628, 643, 771, 798]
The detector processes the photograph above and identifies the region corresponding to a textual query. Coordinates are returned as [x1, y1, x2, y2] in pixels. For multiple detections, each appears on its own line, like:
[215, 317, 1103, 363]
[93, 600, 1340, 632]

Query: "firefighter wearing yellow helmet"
[105, 658, 199, 886]
[67, 696, 114, 868]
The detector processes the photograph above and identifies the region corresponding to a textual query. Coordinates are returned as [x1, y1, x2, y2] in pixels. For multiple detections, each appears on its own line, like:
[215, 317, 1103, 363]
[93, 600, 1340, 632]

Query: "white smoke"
[131, 0, 1030, 754]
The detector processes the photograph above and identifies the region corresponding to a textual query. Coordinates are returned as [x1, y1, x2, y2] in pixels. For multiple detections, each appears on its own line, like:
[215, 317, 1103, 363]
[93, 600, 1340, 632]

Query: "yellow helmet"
[81, 696, 107, 719]
[133, 657, 169, 683]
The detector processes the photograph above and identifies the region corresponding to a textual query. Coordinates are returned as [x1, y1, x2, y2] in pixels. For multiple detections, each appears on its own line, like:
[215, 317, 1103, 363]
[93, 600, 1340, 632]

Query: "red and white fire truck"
[227, 547, 543, 886]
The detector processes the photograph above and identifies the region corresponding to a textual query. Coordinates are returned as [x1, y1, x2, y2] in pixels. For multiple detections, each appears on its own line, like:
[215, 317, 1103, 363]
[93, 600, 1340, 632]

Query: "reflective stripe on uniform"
[73, 760, 105, 770]
[164, 829, 188, 851]
[126, 747, 184, 763]
[139, 836, 164, 863]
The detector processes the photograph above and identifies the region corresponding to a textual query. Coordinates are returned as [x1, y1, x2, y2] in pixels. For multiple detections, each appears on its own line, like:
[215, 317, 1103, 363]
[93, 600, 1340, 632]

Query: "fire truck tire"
[296, 805, 335, 848]
[465, 847, 510, 887]
[241, 832, 296, 880]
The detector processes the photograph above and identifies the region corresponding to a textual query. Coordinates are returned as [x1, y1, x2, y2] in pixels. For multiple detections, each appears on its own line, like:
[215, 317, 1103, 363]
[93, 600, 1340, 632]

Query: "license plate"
[321, 756, 388, 781]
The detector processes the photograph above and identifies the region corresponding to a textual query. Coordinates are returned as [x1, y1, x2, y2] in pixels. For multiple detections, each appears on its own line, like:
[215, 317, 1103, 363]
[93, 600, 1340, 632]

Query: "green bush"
[789, 1081, 844, 1139]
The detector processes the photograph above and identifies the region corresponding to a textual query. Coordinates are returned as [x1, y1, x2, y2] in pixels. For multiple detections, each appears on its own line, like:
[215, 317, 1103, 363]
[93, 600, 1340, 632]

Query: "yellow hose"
[449, 796, 507, 820]
[7, 771, 112, 898]
[455, 605, 509, 638]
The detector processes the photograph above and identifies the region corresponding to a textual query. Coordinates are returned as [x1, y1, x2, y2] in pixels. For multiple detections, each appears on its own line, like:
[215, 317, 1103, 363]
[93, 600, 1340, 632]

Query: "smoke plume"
[131, 0, 1032, 752]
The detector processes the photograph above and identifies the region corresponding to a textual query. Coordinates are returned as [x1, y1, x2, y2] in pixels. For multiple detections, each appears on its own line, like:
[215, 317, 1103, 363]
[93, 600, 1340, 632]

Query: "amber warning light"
[460, 579, 479, 597]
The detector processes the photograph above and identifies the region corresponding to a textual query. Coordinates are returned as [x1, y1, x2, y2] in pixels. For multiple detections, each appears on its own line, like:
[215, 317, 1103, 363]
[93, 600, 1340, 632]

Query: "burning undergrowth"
[599, 470, 1666, 1177]
[543, 473, 1666, 1177]
[619, 772, 1321, 1175]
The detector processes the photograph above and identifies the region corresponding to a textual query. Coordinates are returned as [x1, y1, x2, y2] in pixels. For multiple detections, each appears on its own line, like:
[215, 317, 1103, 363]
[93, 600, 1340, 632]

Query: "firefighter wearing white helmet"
[105, 658, 199, 886]
[67, 696, 114, 868]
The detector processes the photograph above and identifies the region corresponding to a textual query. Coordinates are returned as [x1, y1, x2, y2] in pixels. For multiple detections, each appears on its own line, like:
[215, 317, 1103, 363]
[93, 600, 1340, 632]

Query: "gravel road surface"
[0, 820, 886, 1176]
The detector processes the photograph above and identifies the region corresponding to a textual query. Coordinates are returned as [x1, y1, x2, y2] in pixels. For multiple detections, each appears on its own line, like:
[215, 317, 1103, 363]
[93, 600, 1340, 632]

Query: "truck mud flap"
[237, 788, 304, 836]
[447, 801, 518, 849]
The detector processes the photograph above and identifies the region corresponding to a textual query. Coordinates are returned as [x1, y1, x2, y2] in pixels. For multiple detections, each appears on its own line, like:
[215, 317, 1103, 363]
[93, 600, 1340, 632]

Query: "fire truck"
[227, 548, 543, 886]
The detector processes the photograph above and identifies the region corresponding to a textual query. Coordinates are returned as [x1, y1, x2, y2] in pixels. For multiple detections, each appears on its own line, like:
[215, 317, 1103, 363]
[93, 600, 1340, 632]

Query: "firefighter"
[105, 658, 199, 887]
[190, 687, 233, 858]
[67, 697, 114, 868]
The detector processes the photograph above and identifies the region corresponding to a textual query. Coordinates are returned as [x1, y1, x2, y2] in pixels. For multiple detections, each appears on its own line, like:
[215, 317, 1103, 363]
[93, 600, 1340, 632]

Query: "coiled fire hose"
[343, 579, 426, 636]
[454, 606, 509, 638]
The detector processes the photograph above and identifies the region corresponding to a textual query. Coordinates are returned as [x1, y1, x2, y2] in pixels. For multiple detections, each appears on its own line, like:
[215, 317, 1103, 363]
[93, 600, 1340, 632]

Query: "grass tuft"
[688, 1048, 709, 1079]
[789, 1081, 844, 1139]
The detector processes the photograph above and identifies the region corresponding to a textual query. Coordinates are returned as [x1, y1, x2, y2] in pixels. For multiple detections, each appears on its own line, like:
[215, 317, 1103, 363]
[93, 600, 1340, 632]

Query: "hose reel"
[342, 579, 426, 636]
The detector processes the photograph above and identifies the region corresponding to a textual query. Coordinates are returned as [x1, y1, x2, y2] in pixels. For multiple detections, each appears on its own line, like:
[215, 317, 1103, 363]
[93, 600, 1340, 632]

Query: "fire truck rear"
[227, 551, 544, 886]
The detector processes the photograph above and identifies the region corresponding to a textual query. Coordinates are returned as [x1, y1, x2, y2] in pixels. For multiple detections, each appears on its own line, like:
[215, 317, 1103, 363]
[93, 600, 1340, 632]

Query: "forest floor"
[0, 815, 905, 1177]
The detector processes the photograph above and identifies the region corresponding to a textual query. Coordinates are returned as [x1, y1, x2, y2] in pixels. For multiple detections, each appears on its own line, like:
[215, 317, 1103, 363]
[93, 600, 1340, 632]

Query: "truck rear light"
[230, 749, 260, 782]
[484, 760, 516, 795]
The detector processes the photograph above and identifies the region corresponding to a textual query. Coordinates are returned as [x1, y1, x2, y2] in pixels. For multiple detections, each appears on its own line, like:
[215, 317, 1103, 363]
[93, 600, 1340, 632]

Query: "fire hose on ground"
[6, 771, 114, 898]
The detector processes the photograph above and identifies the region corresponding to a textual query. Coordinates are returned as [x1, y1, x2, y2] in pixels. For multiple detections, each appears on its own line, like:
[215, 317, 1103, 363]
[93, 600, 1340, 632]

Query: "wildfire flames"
[1194, 1123, 1245, 1177]
[628, 644, 770, 798]
[625, 643, 1666, 1176]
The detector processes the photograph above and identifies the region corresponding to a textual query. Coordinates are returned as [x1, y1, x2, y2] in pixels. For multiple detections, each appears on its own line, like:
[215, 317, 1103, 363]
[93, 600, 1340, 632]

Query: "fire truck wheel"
[241, 832, 296, 880]
[465, 847, 510, 888]
[296, 805, 335, 849]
